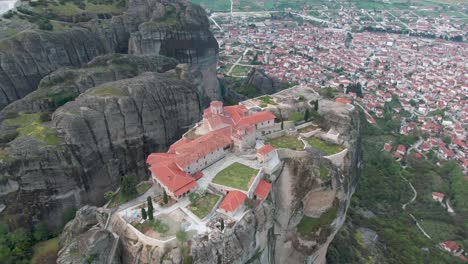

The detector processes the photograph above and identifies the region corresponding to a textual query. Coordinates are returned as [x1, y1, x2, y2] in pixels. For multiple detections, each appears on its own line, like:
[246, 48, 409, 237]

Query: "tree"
[141, 208, 147, 220]
[304, 109, 310, 122]
[314, 100, 319, 111]
[220, 219, 225, 231]
[176, 230, 188, 243]
[121, 176, 137, 197]
[104, 191, 115, 201]
[163, 189, 169, 205]
[33, 223, 49, 242]
[442, 136, 452, 146]
[147, 196, 154, 220]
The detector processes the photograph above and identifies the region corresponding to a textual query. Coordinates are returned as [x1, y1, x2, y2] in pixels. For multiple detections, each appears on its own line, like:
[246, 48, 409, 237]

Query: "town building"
[431, 192, 445, 202]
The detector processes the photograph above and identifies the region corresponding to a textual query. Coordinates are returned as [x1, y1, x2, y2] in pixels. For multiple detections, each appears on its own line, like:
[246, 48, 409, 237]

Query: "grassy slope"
[30, 237, 59, 264]
[3, 113, 61, 145]
[327, 114, 466, 263]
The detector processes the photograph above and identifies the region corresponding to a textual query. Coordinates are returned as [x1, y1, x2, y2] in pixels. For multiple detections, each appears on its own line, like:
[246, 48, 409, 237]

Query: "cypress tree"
[141, 208, 147, 220]
[304, 109, 310, 122]
[314, 100, 319, 111]
[220, 218, 225, 231]
[147, 196, 153, 211]
[163, 189, 169, 204]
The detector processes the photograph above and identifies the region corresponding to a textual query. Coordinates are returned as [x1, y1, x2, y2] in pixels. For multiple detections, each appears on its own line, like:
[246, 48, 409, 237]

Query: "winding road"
[401, 176, 432, 239]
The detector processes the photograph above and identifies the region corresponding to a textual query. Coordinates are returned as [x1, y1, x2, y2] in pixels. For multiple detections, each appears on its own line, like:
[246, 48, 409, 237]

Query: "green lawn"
[3, 113, 61, 145]
[108, 182, 152, 208]
[212, 162, 258, 191]
[288, 111, 304, 123]
[231, 65, 252, 76]
[258, 95, 277, 105]
[266, 136, 304, 150]
[30, 237, 59, 264]
[134, 219, 169, 234]
[188, 193, 220, 219]
[319, 165, 330, 181]
[306, 137, 343, 156]
[297, 207, 338, 238]
[90, 85, 128, 97]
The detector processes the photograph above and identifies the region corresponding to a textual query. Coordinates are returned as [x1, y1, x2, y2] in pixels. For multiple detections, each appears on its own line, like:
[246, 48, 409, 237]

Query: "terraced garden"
[266, 136, 304, 150]
[188, 193, 221, 219]
[306, 137, 343, 156]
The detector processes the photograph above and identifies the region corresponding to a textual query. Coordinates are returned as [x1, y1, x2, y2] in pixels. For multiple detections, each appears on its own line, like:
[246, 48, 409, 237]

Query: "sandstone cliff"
[0, 0, 219, 110]
[0, 0, 218, 230]
[0, 67, 203, 229]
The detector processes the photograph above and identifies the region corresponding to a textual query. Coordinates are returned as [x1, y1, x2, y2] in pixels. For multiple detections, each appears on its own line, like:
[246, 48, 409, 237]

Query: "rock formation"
[0, 0, 218, 230]
[0, 0, 219, 110]
[241, 68, 288, 96]
[0, 63, 203, 229]
[59, 99, 361, 264]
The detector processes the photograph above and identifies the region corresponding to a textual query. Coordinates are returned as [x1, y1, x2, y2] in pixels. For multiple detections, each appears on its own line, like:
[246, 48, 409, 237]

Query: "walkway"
[114, 184, 160, 212]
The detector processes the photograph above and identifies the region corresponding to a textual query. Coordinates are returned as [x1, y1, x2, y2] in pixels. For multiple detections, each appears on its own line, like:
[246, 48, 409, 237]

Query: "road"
[211, 11, 280, 18]
[290, 12, 337, 27]
[226, 48, 253, 77]
[385, 10, 415, 33]
[401, 176, 432, 239]
[209, 16, 223, 31]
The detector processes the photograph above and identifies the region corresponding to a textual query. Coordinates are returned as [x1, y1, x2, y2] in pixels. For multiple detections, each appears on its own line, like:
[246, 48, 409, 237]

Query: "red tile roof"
[257, 145, 275, 156]
[219, 191, 247, 212]
[149, 161, 197, 196]
[173, 127, 232, 169]
[336, 98, 352, 104]
[254, 180, 272, 200]
[441, 241, 461, 252]
[432, 192, 445, 199]
[236, 111, 276, 126]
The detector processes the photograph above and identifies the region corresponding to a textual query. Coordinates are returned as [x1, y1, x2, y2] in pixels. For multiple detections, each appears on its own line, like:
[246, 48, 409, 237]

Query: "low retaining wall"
[295, 121, 316, 130]
[324, 148, 348, 167]
[116, 214, 177, 249]
[277, 149, 309, 160]
[299, 128, 321, 138]
[264, 130, 285, 139]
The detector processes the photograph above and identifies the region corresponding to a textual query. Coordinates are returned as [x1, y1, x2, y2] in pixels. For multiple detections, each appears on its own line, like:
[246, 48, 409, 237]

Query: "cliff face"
[0, 0, 217, 229]
[0, 0, 219, 110]
[0, 68, 202, 229]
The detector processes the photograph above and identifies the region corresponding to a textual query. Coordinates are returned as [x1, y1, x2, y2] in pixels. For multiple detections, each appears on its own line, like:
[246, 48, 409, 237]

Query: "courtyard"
[212, 162, 259, 191]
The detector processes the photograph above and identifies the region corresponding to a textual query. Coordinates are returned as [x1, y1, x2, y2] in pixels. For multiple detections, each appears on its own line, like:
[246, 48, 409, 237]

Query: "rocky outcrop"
[0, 0, 219, 110]
[241, 68, 288, 96]
[0, 28, 107, 110]
[58, 206, 121, 264]
[0, 54, 178, 119]
[0, 69, 203, 229]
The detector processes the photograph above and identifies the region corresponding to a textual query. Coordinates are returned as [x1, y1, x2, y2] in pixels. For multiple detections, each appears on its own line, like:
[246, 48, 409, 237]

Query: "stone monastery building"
[146, 101, 277, 200]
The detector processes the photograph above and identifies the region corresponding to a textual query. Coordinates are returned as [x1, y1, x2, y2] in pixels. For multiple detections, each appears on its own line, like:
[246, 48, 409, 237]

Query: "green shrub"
[0, 175, 8, 185]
